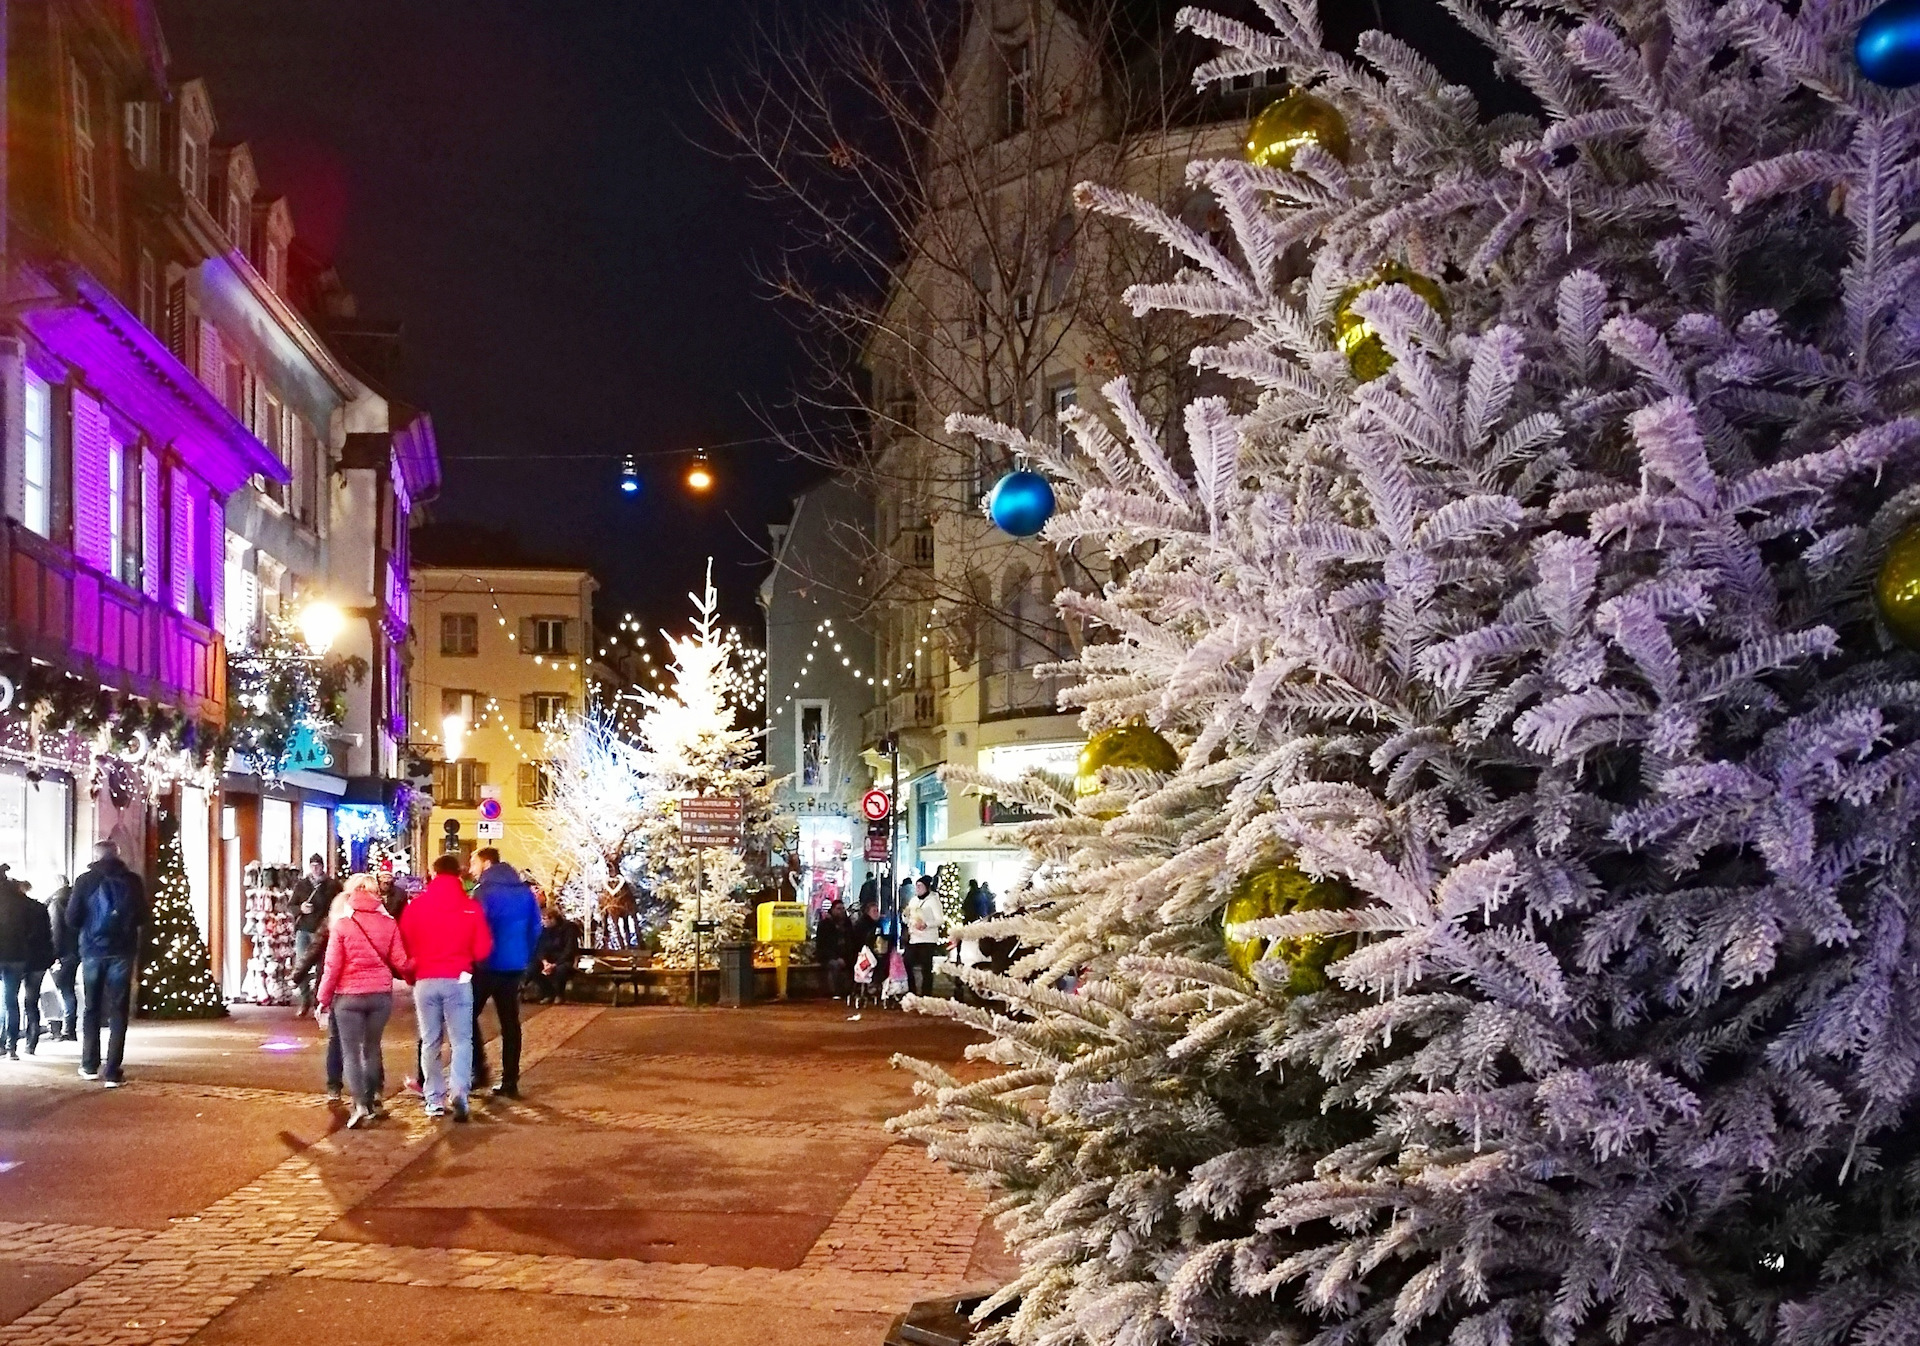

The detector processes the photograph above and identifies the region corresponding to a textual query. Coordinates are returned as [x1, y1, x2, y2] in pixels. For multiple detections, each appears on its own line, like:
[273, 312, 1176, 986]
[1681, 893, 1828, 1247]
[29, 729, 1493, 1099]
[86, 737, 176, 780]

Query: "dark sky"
[156, 0, 823, 633]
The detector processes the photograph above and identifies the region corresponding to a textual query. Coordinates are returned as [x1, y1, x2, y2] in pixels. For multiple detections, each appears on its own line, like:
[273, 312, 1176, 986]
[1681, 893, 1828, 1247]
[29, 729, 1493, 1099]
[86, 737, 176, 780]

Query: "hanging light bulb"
[620, 455, 640, 495]
[686, 449, 715, 492]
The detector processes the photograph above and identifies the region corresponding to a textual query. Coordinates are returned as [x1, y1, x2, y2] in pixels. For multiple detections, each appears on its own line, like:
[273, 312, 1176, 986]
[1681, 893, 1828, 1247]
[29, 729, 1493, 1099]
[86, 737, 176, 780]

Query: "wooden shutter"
[140, 448, 161, 599]
[518, 617, 535, 653]
[68, 390, 111, 572]
[432, 761, 448, 800]
[521, 693, 537, 729]
[561, 620, 578, 656]
[165, 278, 187, 361]
[517, 762, 539, 807]
[168, 467, 193, 616]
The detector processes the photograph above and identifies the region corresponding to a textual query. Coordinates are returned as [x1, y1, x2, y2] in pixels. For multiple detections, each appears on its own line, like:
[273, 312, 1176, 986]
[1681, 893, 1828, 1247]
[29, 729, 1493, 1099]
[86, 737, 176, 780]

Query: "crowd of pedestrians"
[810, 872, 1013, 1012]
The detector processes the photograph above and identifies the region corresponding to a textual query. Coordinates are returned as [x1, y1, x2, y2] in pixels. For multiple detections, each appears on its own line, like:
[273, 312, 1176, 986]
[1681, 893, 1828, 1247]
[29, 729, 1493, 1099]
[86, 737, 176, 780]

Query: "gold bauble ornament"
[1877, 521, 1920, 650]
[1221, 860, 1358, 990]
[1075, 717, 1180, 813]
[1333, 263, 1448, 382]
[1244, 91, 1351, 172]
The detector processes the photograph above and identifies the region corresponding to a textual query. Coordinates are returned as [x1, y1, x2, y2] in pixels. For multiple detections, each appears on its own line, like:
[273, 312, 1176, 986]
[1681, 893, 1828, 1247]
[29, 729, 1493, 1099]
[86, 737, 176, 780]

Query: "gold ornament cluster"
[1877, 521, 1920, 649]
[1074, 717, 1179, 817]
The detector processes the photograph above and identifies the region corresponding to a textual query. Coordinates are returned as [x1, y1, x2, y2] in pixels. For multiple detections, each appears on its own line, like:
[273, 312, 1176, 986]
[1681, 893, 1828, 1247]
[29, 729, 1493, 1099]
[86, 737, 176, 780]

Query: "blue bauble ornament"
[987, 469, 1056, 537]
[1859, 0, 1920, 87]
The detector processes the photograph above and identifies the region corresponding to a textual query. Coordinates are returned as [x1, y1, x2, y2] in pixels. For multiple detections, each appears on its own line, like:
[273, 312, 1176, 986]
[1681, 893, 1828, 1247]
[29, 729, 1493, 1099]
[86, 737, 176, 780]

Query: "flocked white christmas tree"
[537, 703, 656, 923]
[891, 1, 1920, 1343]
[635, 562, 776, 968]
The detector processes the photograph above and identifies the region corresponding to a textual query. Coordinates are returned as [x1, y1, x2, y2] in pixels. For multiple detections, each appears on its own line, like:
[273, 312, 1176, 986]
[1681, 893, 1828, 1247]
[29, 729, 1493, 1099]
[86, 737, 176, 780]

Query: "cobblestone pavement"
[0, 1002, 1005, 1343]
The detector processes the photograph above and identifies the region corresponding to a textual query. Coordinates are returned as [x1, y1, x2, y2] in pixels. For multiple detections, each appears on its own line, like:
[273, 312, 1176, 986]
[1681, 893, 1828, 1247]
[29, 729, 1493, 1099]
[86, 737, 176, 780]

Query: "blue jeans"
[80, 956, 133, 1080]
[413, 978, 473, 1108]
[331, 993, 393, 1110]
[0, 963, 24, 1047]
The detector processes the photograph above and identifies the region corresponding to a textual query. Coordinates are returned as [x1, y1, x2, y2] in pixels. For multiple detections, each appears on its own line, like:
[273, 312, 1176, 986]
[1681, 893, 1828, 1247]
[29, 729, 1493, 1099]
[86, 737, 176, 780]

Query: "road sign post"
[679, 797, 746, 1008]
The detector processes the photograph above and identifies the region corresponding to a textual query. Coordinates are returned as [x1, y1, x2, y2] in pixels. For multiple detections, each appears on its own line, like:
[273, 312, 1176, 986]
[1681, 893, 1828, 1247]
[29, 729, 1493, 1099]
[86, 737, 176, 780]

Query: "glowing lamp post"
[299, 602, 345, 656]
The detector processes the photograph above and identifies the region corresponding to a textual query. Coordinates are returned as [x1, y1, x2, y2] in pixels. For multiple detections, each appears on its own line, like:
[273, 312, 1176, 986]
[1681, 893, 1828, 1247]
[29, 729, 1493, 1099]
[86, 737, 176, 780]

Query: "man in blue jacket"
[66, 841, 147, 1087]
[468, 847, 542, 1099]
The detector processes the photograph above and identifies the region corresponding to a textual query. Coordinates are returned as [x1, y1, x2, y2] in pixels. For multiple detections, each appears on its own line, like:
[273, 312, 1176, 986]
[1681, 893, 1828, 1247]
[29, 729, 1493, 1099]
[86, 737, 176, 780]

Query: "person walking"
[398, 854, 491, 1122]
[815, 897, 854, 1000]
[468, 848, 540, 1099]
[904, 875, 945, 998]
[529, 904, 581, 1004]
[289, 855, 338, 1016]
[292, 890, 356, 1102]
[68, 840, 147, 1086]
[43, 877, 75, 1041]
[0, 873, 43, 1057]
[317, 874, 411, 1128]
[16, 880, 52, 1056]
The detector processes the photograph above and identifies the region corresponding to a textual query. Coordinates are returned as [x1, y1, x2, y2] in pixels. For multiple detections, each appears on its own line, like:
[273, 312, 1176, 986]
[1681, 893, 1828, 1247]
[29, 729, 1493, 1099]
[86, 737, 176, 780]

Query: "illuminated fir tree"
[538, 704, 655, 923]
[636, 562, 777, 968]
[139, 813, 225, 1018]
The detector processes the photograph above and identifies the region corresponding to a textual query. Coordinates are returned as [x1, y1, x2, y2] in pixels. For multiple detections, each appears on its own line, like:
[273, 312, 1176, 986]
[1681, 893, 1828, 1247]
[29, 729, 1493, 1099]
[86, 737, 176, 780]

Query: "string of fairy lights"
[771, 604, 942, 722]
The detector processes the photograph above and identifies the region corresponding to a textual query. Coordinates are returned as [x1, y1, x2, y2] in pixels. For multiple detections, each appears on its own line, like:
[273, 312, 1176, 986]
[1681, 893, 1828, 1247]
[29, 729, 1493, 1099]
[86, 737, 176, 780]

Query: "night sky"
[156, 0, 824, 633]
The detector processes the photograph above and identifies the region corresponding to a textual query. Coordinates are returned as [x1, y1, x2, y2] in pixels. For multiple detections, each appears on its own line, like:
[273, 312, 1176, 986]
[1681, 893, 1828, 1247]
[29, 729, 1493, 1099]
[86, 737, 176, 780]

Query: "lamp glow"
[299, 602, 345, 655]
[686, 450, 714, 492]
[443, 713, 467, 761]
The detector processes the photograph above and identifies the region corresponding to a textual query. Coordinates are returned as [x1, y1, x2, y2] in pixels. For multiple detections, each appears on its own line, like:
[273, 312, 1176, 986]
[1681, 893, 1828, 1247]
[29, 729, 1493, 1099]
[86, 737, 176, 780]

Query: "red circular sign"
[479, 798, 502, 822]
[861, 790, 891, 822]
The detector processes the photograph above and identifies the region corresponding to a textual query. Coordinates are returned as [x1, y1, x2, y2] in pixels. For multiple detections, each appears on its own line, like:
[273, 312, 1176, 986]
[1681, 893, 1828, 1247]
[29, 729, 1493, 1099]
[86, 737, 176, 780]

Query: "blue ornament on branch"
[987, 469, 1056, 537]
[1858, 0, 1920, 87]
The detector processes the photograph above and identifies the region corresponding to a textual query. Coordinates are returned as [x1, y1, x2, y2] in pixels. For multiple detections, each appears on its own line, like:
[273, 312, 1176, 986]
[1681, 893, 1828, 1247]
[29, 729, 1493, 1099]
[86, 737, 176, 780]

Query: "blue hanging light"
[620, 455, 640, 494]
[987, 468, 1056, 538]
[1858, 0, 1920, 86]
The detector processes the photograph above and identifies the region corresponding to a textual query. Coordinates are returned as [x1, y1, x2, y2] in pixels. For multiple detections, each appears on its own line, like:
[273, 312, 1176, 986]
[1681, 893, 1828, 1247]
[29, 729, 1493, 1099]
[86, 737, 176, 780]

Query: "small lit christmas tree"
[139, 813, 225, 1018]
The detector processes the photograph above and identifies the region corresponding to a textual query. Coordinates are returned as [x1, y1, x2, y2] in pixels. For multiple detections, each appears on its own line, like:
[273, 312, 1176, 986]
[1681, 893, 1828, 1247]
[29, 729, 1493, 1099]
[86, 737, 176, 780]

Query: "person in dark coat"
[528, 905, 581, 1004]
[289, 855, 339, 1015]
[0, 873, 48, 1057]
[468, 848, 542, 1098]
[16, 882, 53, 1056]
[44, 879, 75, 1040]
[66, 840, 148, 1085]
[814, 898, 854, 1000]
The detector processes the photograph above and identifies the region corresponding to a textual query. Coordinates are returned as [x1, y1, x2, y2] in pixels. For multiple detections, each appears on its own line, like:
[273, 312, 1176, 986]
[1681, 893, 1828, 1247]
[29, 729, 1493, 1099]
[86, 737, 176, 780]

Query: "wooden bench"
[569, 951, 649, 1006]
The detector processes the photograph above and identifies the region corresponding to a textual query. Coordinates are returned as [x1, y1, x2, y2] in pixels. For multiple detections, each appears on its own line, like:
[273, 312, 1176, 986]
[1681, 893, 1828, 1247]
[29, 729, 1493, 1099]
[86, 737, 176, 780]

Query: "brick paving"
[0, 1002, 1005, 1342]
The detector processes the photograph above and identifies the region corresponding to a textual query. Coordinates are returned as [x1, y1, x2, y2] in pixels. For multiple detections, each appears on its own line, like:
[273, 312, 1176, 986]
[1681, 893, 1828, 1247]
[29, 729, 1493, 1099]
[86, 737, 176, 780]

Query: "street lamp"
[442, 712, 467, 761]
[685, 449, 714, 493]
[299, 601, 345, 655]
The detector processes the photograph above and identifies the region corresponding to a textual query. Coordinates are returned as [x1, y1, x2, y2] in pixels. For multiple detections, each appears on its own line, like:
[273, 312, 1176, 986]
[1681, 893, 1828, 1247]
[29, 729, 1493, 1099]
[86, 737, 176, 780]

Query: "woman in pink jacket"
[317, 874, 412, 1128]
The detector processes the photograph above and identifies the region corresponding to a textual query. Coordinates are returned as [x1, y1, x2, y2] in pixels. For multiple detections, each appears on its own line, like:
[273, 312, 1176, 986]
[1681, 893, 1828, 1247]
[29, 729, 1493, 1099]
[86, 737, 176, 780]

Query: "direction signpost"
[680, 796, 747, 1007]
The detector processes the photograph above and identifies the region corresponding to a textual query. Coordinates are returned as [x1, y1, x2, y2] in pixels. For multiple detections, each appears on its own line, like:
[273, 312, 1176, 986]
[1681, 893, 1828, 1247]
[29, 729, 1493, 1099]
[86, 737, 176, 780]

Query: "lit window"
[22, 374, 50, 537]
[70, 63, 95, 224]
[107, 438, 124, 582]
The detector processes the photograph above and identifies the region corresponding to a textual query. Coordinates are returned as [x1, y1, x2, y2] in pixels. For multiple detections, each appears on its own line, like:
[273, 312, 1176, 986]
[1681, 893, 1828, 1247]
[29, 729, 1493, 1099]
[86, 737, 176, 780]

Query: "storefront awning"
[918, 826, 1027, 862]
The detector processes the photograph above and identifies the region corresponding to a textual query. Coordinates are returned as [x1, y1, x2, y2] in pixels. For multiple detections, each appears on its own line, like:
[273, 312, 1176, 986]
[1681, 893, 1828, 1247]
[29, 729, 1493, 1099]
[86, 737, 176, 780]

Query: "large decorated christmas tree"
[634, 564, 776, 968]
[139, 813, 225, 1018]
[897, 0, 1920, 1342]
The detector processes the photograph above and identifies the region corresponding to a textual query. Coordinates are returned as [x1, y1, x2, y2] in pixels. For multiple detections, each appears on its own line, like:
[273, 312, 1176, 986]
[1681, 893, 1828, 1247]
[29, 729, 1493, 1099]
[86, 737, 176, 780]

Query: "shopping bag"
[885, 949, 909, 998]
[853, 946, 878, 984]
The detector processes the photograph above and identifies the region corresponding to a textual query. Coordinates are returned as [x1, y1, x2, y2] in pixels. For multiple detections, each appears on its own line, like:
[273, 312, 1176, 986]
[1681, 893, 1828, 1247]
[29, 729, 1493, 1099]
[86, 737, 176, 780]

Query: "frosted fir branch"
[1185, 398, 1241, 533]
[1074, 181, 1246, 294]
[1104, 377, 1200, 511]
[1725, 418, 1920, 511]
[1600, 315, 1692, 400]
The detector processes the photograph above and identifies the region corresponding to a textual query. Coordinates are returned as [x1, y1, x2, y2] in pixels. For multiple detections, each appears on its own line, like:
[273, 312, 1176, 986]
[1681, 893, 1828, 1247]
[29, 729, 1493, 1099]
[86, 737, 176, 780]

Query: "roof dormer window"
[179, 126, 205, 204]
[225, 190, 248, 252]
[123, 101, 150, 169]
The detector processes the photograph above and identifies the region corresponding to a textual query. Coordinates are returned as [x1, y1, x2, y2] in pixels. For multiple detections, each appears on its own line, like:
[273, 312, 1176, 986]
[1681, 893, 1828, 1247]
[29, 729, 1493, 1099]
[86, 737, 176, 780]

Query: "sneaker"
[77, 1066, 98, 1080]
[423, 1103, 445, 1118]
[59, 1032, 75, 1043]
[102, 1076, 123, 1089]
[370, 1102, 392, 1120]
[325, 1087, 344, 1104]
[404, 1077, 424, 1096]
[345, 1106, 369, 1129]
[452, 1101, 470, 1123]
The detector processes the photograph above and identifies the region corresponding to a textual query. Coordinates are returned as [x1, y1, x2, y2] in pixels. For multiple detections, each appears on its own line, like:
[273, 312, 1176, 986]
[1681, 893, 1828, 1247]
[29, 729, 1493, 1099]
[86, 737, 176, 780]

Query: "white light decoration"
[442, 712, 467, 760]
[298, 601, 345, 655]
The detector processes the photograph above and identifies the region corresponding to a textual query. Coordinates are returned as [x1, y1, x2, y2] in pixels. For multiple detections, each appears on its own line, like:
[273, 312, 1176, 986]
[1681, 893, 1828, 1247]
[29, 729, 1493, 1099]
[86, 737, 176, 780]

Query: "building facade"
[410, 564, 595, 877]
[0, 0, 441, 998]
[761, 478, 878, 916]
[817, 0, 1252, 891]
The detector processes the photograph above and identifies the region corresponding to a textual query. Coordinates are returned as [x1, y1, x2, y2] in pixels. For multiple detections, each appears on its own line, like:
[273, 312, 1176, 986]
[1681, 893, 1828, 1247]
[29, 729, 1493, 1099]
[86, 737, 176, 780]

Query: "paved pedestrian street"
[0, 1002, 1013, 1344]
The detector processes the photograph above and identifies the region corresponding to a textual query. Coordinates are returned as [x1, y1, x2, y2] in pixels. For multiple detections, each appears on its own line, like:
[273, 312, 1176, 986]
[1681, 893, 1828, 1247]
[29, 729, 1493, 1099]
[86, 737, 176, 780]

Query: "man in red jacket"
[397, 855, 493, 1121]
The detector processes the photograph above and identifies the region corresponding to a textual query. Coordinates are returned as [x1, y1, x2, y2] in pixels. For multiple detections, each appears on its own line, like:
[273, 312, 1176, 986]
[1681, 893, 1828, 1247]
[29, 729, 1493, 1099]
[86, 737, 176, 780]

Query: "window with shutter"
[69, 392, 111, 573]
[520, 694, 537, 730]
[439, 613, 478, 656]
[518, 762, 539, 807]
[21, 374, 50, 538]
[140, 448, 161, 600]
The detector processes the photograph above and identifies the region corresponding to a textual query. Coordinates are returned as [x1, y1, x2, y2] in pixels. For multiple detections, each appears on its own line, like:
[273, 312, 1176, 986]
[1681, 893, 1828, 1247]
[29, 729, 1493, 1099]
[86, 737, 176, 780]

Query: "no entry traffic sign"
[861, 789, 891, 822]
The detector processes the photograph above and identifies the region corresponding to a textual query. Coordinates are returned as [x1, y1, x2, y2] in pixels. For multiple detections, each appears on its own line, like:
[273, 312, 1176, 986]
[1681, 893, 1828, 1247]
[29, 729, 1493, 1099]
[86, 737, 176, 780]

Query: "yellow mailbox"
[757, 901, 808, 943]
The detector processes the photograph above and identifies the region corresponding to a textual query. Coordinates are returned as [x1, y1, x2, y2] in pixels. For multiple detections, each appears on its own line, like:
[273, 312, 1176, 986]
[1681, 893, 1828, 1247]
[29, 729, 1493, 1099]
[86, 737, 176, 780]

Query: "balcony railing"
[862, 685, 942, 745]
[3, 519, 226, 723]
[981, 667, 1069, 720]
